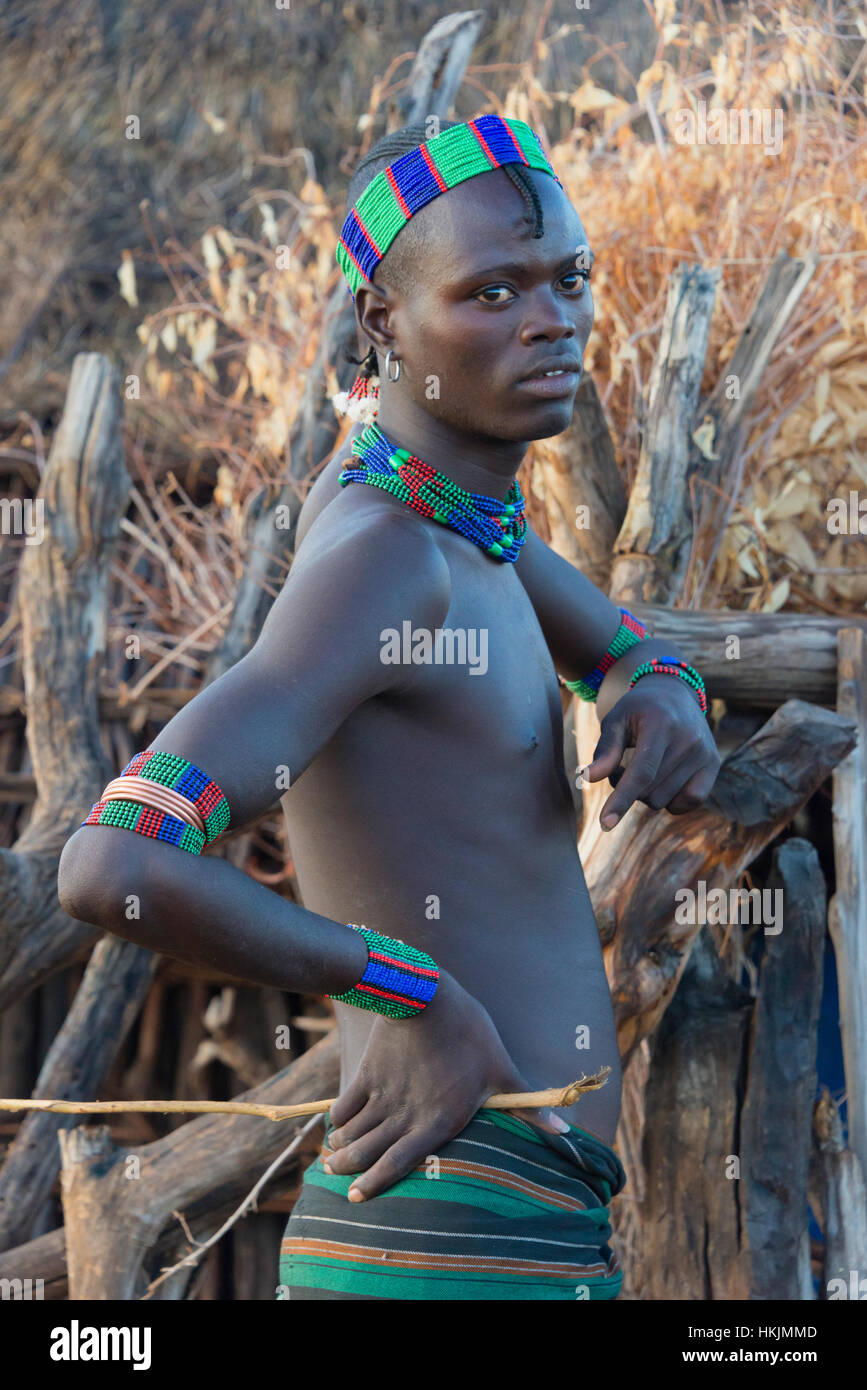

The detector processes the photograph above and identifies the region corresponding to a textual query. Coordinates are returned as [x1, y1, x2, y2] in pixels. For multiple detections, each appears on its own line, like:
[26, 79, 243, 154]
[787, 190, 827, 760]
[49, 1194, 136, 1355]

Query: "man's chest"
[387, 549, 565, 765]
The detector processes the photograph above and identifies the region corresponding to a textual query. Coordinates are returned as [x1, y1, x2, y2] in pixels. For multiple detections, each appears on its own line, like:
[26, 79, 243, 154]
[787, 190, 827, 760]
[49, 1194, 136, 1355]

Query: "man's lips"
[515, 359, 582, 397]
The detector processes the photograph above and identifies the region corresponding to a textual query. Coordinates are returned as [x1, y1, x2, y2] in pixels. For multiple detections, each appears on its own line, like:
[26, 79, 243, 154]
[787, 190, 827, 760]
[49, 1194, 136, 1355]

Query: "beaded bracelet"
[560, 608, 649, 701]
[82, 748, 231, 855]
[328, 924, 440, 1020]
[628, 657, 709, 716]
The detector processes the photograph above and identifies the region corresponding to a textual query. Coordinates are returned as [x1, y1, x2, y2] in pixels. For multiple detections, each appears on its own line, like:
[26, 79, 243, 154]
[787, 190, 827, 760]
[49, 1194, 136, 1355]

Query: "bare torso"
[280, 448, 622, 1144]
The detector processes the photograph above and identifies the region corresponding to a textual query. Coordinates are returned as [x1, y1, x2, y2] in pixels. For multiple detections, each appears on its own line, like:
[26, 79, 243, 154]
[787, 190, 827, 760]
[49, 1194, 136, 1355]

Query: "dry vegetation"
[3, 0, 863, 719]
[0, 0, 864, 1299]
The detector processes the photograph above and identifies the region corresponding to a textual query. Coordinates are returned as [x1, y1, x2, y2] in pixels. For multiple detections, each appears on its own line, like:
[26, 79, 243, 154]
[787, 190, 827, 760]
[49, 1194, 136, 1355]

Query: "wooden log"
[609, 263, 721, 603]
[0, 934, 158, 1252]
[626, 605, 866, 709]
[190, 986, 274, 1090]
[686, 252, 820, 598]
[0, 992, 37, 1108]
[576, 697, 856, 1062]
[395, 11, 485, 126]
[0, 353, 129, 1010]
[0, 1226, 68, 1300]
[608, 1039, 650, 1299]
[740, 838, 826, 1299]
[829, 626, 867, 1182]
[529, 373, 627, 593]
[812, 1087, 867, 1299]
[170, 978, 211, 1122]
[56, 1030, 339, 1298]
[641, 926, 754, 1299]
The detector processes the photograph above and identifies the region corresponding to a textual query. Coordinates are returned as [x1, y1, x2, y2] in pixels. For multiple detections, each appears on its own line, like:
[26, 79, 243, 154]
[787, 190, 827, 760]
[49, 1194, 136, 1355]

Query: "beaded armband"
[628, 657, 709, 716]
[560, 608, 649, 700]
[328, 925, 440, 1020]
[82, 749, 230, 855]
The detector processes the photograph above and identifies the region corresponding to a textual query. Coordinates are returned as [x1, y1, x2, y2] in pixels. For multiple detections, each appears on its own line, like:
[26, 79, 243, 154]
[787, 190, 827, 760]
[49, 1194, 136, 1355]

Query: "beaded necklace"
[339, 422, 528, 562]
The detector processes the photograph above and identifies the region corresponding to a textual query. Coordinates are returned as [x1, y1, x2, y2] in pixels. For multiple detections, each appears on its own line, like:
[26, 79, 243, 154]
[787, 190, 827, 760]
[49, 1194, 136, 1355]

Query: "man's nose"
[520, 292, 585, 342]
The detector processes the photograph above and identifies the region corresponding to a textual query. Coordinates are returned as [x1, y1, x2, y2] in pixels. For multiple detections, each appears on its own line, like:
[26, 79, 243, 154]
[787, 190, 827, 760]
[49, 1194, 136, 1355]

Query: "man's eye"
[560, 270, 592, 291]
[474, 285, 515, 304]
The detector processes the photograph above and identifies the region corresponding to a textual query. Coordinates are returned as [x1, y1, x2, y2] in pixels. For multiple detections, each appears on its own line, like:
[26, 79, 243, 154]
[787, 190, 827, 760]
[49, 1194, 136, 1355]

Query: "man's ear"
[355, 282, 396, 359]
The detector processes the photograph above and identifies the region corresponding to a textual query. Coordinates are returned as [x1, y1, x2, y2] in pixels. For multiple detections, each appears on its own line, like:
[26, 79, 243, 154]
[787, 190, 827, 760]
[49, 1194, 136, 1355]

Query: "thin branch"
[0, 1069, 611, 1122]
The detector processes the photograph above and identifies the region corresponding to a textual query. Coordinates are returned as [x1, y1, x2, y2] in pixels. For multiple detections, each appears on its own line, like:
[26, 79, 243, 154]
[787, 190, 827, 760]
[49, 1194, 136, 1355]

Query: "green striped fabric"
[278, 1108, 626, 1300]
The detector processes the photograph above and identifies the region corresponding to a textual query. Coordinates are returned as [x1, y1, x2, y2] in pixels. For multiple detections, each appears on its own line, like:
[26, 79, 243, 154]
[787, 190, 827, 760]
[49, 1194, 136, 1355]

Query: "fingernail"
[348, 1187, 365, 1202]
[322, 1162, 333, 1174]
[602, 813, 619, 830]
[549, 1112, 571, 1133]
[576, 765, 588, 781]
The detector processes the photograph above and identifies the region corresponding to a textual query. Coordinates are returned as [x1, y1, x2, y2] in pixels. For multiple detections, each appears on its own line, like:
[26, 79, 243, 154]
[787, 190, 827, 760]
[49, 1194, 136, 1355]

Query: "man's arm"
[515, 526, 696, 703]
[59, 507, 566, 1197]
[516, 526, 720, 826]
[59, 507, 449, 990]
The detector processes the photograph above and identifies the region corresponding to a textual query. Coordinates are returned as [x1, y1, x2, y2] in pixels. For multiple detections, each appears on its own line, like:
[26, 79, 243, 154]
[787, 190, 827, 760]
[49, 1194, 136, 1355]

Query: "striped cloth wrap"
[278, 1107, 627, 1301]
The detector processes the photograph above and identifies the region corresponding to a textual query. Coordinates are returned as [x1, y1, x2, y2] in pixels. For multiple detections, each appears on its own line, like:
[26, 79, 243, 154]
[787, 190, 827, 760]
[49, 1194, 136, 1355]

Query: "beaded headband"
[336, 115, 562, 298]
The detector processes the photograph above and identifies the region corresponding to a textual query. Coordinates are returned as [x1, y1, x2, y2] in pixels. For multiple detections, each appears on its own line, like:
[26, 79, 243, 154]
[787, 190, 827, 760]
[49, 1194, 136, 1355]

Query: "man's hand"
[580, 674, 721, 830]
[322, 970, 569, 1200]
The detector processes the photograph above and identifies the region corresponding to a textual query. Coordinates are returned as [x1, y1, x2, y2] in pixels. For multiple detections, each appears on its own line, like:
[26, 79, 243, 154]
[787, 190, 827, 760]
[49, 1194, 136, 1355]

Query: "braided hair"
[344, 120, 547, 378]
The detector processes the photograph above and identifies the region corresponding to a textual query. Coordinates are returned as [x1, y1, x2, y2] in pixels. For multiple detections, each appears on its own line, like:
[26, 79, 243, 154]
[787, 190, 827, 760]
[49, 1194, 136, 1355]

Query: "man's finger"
[661, 761, 719, 815]
[634, 746, 698, 812]
[581, 714, 628, 783]
[323, 1117, 399, 1177]
[327, 1097, 388, 1152]
[599, 740, 667, 828]
[346, 1129, 430, 1201]
[327, 1075, 369, 1131]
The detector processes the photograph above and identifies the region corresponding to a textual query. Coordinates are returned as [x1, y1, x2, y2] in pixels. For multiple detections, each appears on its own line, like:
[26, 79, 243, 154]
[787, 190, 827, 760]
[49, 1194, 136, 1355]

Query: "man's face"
[361, 168, 594, 443]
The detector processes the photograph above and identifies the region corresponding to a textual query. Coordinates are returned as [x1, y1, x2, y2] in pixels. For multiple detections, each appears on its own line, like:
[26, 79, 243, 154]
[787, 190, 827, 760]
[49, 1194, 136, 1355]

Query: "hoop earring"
[384, 348, 401, 383]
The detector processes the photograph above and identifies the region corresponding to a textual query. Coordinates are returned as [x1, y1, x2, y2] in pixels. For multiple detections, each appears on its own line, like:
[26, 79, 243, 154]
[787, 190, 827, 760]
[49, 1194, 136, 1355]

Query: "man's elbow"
[57, 826, 143, 927]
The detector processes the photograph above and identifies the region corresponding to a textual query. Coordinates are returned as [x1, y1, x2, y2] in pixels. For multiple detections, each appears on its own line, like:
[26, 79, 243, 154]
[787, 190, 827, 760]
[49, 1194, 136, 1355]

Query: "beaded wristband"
[328, 924, 440, 1019]
[628, 657, 709, 716]
[560, 608, 649, 700]
[82, 748, 231, 855]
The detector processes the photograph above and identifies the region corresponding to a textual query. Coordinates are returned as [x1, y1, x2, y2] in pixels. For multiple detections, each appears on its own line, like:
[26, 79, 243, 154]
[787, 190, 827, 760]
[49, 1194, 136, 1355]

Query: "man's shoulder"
[289, 480, 452, 630]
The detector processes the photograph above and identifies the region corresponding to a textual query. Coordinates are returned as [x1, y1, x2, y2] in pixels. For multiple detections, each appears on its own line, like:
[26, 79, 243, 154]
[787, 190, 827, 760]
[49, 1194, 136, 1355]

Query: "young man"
[59, 116, 720, 1300]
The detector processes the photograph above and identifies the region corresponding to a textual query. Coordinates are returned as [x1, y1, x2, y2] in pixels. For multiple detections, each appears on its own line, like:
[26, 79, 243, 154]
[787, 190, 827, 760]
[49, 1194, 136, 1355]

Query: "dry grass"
[3, 0, 866, 698]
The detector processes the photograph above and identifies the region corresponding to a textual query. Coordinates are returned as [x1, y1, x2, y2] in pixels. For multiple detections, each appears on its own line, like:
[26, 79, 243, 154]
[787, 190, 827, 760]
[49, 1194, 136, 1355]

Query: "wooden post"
[0, 352, 130, 1010]
[610, 262, 721, 604]
[812, 1088, 867, 1298]
[740, 839, 827, 1299]
[829, 627, 867, 1181]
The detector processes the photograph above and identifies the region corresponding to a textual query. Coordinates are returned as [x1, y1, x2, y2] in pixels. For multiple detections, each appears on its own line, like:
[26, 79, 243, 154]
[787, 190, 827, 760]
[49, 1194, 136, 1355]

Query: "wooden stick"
[0, 1068, 610, 1123]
